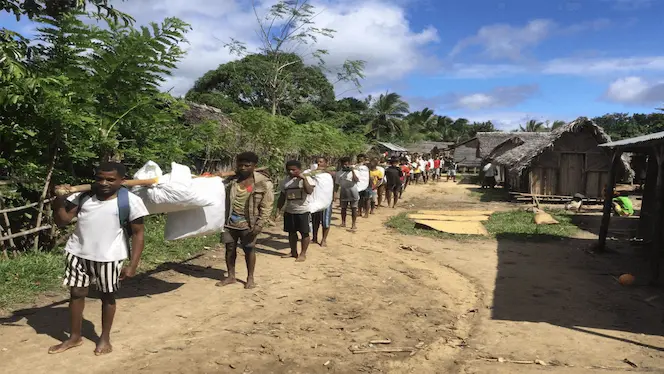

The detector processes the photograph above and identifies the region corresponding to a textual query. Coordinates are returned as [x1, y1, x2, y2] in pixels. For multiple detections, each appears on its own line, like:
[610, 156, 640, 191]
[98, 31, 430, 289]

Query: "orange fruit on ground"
[618, 274, 635, 286]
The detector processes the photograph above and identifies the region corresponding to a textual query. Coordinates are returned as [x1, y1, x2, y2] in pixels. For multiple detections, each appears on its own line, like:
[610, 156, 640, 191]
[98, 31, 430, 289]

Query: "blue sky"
[3, 0, 664, 130]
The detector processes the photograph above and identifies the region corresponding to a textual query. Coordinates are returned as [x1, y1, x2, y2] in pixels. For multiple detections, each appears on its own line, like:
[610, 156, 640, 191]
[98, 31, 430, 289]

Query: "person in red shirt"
[433, 157, 442, 181]
[399, 158, 410, 197]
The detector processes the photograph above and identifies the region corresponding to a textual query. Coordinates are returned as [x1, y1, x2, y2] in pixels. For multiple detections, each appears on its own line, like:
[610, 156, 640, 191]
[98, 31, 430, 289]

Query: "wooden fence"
[0, 197, 56, 259]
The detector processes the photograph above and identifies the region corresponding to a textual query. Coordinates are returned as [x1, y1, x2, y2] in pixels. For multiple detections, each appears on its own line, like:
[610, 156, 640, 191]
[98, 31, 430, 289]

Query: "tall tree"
[551, 120, 566, 130]
[188, 53, 334, 116]
[365, 92, 410, 140]
[219, 0, 365, 115]
[519, 119, 547, 132]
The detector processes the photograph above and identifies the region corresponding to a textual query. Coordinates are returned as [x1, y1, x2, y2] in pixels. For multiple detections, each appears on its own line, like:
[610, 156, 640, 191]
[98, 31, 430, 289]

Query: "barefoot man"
[218, 152, 274, 289]
[336, 157, 360, 230]
[277, 160, 316, 262]
[312, 156, 334, 247]
[50, 162, 148, 355]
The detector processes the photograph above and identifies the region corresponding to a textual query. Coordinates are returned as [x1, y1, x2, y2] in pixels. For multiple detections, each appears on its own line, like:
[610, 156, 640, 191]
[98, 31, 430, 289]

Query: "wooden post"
[33, 148, 57, 252]
[0, 198, 16, 249]
[597, 150, 622, 252]
[638, 153, 658, 240]
[649, 146, 664, 284]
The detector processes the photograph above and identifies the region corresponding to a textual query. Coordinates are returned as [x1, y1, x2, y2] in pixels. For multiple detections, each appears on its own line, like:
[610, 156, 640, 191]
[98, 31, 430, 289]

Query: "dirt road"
[1, 181, 664, 373]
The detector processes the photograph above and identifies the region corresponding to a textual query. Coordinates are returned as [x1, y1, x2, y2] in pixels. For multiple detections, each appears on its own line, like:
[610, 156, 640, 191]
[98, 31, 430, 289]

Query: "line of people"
[46, 151, 457, 356]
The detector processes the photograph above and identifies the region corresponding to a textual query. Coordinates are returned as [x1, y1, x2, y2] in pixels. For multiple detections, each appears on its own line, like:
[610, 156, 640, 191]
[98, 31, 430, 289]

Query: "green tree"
[551, 120, 566, 130]
[365, 92, 410, 140]
[188, 53, 334, 116]
[519, 119, 547, 132]
[217, 0, 365, 115]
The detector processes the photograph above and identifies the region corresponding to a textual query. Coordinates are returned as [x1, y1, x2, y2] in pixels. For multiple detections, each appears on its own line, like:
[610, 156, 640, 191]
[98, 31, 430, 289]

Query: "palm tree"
[519, 119, 547, 132]
[551, 120, 566, 130]
[365, 92, 410, 140]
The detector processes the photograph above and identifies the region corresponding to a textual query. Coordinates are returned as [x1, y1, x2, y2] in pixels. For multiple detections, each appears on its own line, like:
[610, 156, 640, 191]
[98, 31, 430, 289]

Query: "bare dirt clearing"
[1, 181, 663, 373]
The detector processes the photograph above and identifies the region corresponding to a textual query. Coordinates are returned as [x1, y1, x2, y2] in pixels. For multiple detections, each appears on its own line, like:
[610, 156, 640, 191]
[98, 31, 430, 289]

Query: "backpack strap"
[117, 187, 132, 258]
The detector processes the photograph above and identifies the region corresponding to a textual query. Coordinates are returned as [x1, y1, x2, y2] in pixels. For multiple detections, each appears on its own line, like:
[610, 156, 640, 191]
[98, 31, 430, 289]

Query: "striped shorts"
[63, 252, 124, 293]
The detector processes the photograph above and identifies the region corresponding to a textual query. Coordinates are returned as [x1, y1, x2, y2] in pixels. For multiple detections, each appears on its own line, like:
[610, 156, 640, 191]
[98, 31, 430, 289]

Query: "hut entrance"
[560, 153, 585, 195]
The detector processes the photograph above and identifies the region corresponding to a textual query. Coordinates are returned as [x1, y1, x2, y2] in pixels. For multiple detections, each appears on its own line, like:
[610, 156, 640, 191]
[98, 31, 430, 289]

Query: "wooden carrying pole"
[53, 167, 268, 196]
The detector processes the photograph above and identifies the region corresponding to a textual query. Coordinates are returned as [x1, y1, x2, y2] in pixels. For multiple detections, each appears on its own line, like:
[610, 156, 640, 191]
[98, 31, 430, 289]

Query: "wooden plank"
[413, 220, 489, 236]
[585, 171, 600, 199]
[416, 210, 494, 216]
[0, 225, 52, 242]
[407, 214, 489, 222]
[560, 153, 585, 196]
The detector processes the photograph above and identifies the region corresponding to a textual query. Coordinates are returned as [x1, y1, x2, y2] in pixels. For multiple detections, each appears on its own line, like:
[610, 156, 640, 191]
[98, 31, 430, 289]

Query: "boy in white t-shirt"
[50, 162, 149, 356]
[277, 160, 316, 262]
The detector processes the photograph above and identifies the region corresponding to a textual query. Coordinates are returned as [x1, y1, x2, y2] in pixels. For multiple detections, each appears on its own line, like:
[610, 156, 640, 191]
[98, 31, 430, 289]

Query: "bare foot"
[215, 277, 237, 287]
[340, 223, 347, 228]
[94, 339, 113, 356]
[48, 337, 83, 354]
[350, 225, 357, 231]
[295, 255, 307, 262]
[320, 241, 327, 247]
[245, 278, 256, 289]
[281, 253, 298, 259]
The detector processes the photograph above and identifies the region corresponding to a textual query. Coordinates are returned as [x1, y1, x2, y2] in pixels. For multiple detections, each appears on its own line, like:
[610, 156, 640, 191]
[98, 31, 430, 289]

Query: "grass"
[386, 209, 578, 242]
[0, 216, 218, 310]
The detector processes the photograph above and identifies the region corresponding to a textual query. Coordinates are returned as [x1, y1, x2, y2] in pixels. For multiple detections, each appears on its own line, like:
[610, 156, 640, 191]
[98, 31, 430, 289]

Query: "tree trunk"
[33, 147, 58, 252]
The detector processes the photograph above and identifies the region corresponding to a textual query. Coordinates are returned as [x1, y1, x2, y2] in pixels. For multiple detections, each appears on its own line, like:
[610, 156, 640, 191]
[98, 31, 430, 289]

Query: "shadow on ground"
[492, 233, 664, 350]
[570, 212, 641, 239]
[469, 187, 511, 202]
[0, 255, 198, 345]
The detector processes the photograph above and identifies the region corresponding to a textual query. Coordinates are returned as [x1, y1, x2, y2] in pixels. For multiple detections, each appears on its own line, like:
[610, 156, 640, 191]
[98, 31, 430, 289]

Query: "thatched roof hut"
[407, 141, 454, 155]
[493, 117, 633, 197]
[182, 101, 234, 128]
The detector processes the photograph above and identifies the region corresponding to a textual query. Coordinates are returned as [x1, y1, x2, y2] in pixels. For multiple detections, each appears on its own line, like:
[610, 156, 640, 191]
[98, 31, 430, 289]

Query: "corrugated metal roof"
[376, 141, 408, 152]
[599, 131, 664, 149]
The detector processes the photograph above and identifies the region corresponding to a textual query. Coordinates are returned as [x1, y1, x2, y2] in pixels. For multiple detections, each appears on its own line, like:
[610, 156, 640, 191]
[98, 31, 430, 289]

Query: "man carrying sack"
[217, 152, 274, 289]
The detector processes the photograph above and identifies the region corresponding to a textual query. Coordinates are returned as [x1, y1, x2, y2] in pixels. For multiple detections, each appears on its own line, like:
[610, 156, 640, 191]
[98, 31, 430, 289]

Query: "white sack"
[133, 160, 163, 180]
[165, 176, 226, 240]
[307, 172, 334, 213]
[356, 165, 370, 191]
[132, 162, 216, 214]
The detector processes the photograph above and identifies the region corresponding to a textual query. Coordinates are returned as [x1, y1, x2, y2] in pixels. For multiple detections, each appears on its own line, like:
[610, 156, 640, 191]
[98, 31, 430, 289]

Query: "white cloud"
[543, 56, 664, 75]
[450, 19, 554, 61]
[440, 56, 664, 79]
[459, 112, 571, 131]
[450, 85, 538, 110]
[605, 76, 664, 104]
[449, 18, 611, 62]
[112, 0, 439, 96]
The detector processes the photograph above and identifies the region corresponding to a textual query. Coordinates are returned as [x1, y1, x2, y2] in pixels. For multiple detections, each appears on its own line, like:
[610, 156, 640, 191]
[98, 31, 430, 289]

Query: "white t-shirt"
[483, 163, 496, 177]
[281, 176, 316, 214]
[64, 191, 149, 262]
[428, 159, 434, 169]
[418, 159, 427, 172]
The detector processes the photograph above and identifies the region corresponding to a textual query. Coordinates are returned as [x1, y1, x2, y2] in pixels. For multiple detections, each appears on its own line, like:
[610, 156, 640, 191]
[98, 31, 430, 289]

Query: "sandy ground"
[1, 180, 664, 373]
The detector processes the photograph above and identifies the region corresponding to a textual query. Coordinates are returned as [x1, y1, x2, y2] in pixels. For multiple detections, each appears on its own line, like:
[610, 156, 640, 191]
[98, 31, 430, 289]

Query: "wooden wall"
[523, 128, 613, 197]
[454, 139, 482, 168]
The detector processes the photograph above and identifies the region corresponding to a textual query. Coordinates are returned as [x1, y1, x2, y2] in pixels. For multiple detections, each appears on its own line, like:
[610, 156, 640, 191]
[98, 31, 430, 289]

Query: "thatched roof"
[407, 141, 454, 154]
[493, 117, 633, 177]
[475, 133, 517, 158]
[183, 101, 233, 128]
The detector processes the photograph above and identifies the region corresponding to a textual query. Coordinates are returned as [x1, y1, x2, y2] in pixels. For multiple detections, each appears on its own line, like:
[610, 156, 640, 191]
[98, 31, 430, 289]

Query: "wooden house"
[367, 141, 409, 158]
[407, 141, 454, 158]
[493, 117, 632, 198]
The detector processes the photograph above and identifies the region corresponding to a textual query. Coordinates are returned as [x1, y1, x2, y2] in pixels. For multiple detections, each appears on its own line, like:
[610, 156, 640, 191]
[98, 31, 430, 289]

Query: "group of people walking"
[47, 151, 456, 356]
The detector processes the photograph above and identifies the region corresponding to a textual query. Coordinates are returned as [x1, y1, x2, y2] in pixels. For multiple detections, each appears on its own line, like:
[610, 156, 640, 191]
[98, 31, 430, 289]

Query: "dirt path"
[1, 181, 664, 373]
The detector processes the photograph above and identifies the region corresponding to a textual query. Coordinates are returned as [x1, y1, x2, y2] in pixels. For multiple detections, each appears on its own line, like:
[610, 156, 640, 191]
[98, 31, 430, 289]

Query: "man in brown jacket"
[217, 152, 274, 289]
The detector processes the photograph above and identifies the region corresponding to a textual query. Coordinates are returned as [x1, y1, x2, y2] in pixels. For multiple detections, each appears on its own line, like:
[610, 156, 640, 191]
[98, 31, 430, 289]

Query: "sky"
[2, 0, 664, 130]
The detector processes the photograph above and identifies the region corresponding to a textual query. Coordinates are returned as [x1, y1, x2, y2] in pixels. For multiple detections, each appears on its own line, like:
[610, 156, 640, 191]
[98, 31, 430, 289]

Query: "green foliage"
[484, 210, 578, 239]
[365, 92, 410, 140]
[188, 53, 335, 116]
